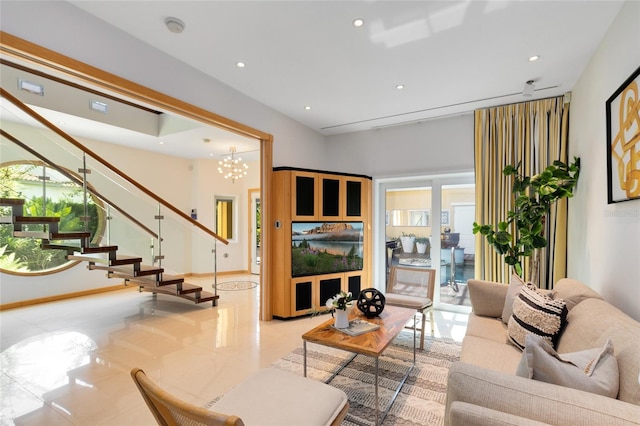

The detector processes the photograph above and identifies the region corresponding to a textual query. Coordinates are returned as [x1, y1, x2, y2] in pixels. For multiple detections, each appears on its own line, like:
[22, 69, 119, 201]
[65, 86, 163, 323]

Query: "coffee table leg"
[303, 341, 307, 377]
[375, 357, 379, 426]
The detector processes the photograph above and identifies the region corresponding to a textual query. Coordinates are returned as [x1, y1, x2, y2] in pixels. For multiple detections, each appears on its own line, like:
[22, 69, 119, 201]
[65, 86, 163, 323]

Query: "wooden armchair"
[131, 367, 349, 426]
[385, 266, 436, 349]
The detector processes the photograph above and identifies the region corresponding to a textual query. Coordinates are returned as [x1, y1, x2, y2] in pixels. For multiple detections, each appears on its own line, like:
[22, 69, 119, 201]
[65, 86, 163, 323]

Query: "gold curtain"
[474, 96, 570, 289]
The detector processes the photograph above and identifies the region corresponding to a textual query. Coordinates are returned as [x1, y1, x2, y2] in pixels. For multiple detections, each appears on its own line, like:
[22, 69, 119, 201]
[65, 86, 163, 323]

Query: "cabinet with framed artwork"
[272, 167, 372, 318]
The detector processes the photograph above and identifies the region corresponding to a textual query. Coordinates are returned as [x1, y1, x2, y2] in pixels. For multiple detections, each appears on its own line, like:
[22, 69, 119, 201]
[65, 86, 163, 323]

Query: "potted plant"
[399, 232, 416, 254]
[325, 291, 353, 328]
[415, 236, 429, 254]
[473, 157, 580, 283]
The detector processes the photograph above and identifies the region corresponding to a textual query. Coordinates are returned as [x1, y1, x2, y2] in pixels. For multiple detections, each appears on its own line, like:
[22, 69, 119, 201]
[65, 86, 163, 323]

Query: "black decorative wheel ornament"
[356, 288, 386, 318]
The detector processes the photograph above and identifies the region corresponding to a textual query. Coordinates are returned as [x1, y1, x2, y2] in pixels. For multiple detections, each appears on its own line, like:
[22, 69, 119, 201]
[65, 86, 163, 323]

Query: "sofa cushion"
[507, 284, 568, 350]
[554, 297, 640, 405]
[461, 335, 522, 374]
[467, 279, 508, 318]
[449, 401, 552, 426]
[465, 314, 508, 343]
[516, 334, 619, 398]
[501, 273, 526, 324]
[552, 278, 603, 310]
[211, 368, 348, 426]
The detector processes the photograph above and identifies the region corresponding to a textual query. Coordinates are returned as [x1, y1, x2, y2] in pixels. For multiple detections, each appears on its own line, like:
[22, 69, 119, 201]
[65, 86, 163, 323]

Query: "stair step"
[110, 255, 143, 266]
[135, 264, 165, 277]
[156, 274, 186, 287]
[10, 216, 60, 224]
[68, 253, 143, 266]
[137, 284, 219, 305]
[106, 270, 175, 285]
[95, 263, 164, 278]
[0, 198, 25, 206]
[13, 231, 91, 240]
[42, 242, 118, 254]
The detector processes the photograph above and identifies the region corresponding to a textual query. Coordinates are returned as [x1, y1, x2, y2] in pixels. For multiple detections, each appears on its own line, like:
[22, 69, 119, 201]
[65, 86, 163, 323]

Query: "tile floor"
[0, 275, 469, 425]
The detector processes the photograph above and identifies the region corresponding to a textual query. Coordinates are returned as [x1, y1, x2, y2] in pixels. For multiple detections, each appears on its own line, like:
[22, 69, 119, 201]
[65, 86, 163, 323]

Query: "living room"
[1, 1, 638, 425]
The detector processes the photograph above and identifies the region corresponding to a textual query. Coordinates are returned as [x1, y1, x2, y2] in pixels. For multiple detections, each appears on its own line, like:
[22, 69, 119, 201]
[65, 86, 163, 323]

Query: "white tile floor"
[0, 275, 468, 425]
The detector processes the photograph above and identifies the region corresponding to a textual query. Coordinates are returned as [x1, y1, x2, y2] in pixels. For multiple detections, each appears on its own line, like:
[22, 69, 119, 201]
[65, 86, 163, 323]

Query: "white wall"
[568, 0, 640, 320]
[325, 114, 474, 177]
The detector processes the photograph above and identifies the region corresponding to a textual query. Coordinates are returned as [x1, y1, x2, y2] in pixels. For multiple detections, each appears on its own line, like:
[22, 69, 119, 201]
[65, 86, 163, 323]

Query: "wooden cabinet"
[272, 167, 372, 318]
[292, 171, 318, 220]
[291, 171, 366, 221]
[290, 272, 364, 317]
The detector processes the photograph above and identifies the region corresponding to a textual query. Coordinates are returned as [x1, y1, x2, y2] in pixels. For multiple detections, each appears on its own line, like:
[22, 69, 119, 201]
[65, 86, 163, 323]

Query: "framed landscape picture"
[605, 66, 640, 204]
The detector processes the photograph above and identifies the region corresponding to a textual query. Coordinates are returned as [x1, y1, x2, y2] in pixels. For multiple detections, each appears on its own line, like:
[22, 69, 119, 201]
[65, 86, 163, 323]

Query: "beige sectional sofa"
[445, 278, 640, 425]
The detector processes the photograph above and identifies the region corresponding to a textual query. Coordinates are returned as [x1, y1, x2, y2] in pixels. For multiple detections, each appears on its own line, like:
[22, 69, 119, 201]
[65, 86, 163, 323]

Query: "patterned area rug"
[270, 332, 461, 425]
[215, 280, 259, 291]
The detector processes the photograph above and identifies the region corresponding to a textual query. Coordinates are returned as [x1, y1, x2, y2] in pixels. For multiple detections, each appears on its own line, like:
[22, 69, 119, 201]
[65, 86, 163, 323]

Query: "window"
[215, 197, 235, 240]
[0, 161, 104, 274]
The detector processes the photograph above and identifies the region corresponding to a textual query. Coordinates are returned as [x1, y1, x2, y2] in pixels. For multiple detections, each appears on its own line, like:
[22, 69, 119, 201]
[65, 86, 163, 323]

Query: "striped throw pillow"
[507, 283, 568, 350]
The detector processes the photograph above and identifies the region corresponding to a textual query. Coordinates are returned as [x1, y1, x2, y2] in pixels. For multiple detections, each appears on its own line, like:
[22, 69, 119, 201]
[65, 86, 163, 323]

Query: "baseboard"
[0, 284, 133, 311]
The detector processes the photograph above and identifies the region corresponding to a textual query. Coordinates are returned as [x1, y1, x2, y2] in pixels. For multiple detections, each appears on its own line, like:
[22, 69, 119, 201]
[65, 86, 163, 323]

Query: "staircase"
[1, 197, 219, 306]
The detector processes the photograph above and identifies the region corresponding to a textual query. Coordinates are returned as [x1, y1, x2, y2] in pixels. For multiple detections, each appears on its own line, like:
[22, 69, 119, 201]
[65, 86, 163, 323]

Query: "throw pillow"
[507, 283, 568, 350]
[516, 334, 619, 398]
[501, 273, 526, 324]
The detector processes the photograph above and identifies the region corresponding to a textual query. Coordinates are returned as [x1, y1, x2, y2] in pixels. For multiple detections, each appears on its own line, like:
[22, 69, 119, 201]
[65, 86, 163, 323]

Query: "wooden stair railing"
[0, 197, 219, 306]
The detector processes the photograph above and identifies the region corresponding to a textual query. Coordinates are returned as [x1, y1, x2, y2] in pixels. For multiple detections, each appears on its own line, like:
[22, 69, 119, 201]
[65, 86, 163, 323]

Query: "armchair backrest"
[131, 368, 244, 426]
[387, 266, 436, 300]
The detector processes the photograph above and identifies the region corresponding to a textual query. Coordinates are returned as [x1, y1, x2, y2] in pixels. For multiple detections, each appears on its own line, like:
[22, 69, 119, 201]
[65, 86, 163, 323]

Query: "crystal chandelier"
[218, 146, 248, 183]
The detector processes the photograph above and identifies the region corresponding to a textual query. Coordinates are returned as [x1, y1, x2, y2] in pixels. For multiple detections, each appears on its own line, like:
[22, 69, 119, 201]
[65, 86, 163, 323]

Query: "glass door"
[375, 174, 474, 313]
[439, 184, 475, 310]
[384, 185, 432, 286]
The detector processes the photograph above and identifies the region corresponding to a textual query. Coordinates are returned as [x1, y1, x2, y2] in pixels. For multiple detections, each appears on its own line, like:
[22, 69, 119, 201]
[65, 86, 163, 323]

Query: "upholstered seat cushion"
[461, 335, 522, 374]
[211, 368, 348, 426]
[384, 293, 432, 309]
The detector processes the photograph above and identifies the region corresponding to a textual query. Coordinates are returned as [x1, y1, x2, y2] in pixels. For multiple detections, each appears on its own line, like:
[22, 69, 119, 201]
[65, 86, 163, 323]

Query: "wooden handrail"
[1, 129, 159, 240]
[1, 87, 229, 245]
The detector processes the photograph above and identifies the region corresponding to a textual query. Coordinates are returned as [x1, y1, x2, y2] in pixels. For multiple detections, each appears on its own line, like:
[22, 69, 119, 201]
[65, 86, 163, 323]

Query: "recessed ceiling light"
[165, 17, 185, 34]
[236, 62, 246, 68]
[353, 18, 364, 27]
[304, 106, 312, 110]
[529, 55, 540, 62]
[18, 79, 44, 95]
[396, 84, 404, 90]
[89, 100, 108, 113]
[209, 153, 214, 157]
[159, 141, 164, 145]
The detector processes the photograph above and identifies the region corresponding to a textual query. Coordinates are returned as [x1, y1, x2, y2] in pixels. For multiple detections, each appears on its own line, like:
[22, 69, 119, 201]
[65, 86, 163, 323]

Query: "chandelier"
[218, 146, 248, 183]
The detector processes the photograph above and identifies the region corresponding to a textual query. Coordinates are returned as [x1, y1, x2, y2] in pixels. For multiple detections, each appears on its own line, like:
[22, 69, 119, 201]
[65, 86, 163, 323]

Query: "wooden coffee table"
[302, 305, 416, 426]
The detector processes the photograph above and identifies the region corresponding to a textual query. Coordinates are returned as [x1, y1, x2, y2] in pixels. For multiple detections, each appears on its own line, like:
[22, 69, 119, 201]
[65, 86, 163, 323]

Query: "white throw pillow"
[501, 273, 526, 324]
[516, 334, 619, 398]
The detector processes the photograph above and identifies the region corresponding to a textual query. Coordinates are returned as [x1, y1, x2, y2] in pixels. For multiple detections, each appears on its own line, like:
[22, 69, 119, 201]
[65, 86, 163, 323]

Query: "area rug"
[215, 280, 259, 291]
[270, 332, 461, 425]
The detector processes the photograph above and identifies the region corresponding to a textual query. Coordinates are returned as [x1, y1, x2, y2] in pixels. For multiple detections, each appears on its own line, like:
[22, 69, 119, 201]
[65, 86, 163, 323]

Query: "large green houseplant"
[473, 157, 580, 283]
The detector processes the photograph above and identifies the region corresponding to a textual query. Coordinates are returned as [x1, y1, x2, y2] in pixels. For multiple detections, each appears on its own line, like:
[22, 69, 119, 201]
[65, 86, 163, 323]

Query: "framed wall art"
[606, 66, 640, 204]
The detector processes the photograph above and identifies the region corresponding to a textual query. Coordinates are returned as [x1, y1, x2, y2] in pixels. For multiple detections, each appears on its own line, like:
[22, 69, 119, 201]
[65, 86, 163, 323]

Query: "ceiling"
[2, 1, 625, 161]
[67, 0, 623, 137]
